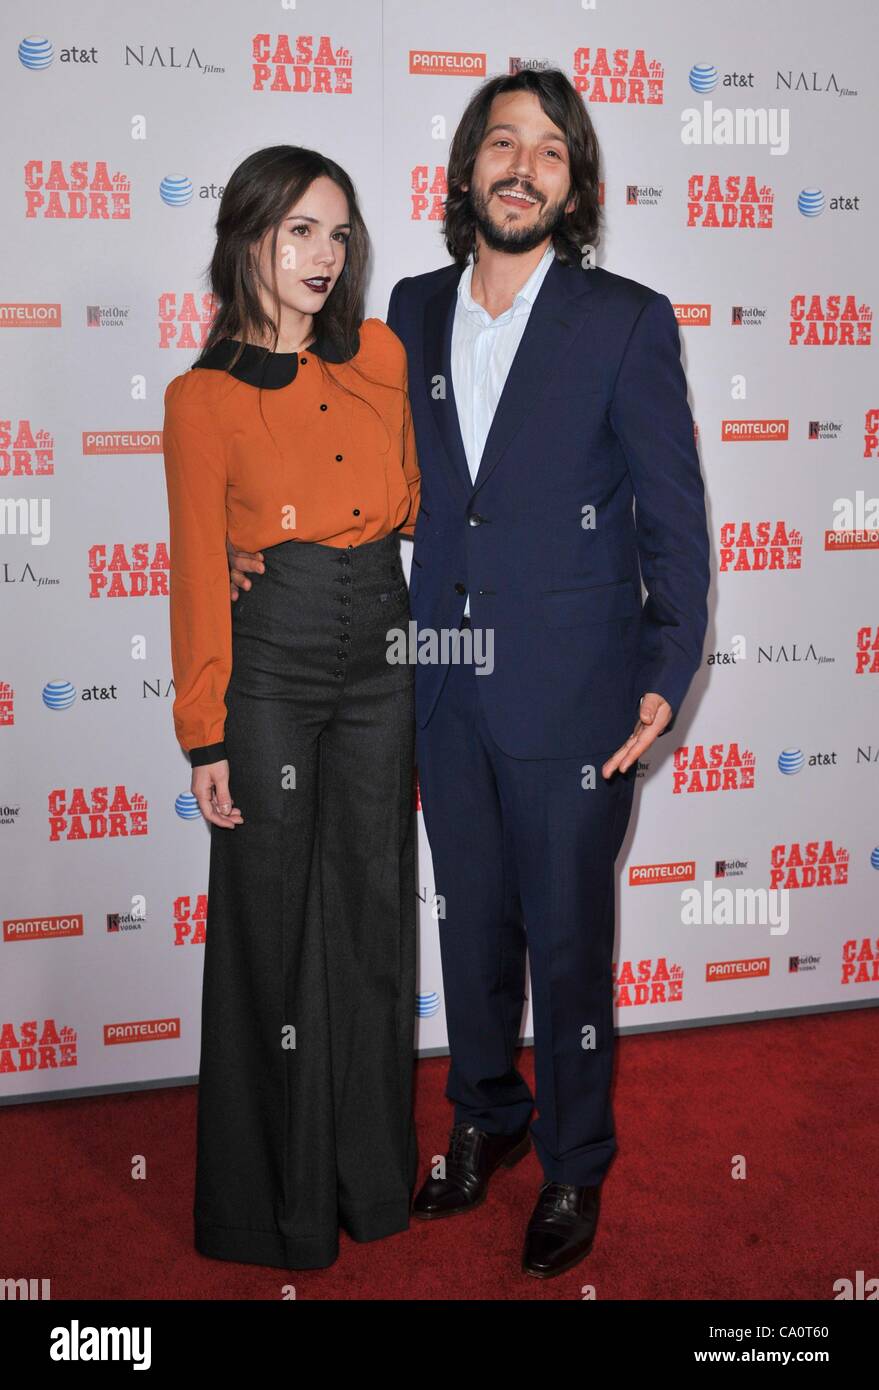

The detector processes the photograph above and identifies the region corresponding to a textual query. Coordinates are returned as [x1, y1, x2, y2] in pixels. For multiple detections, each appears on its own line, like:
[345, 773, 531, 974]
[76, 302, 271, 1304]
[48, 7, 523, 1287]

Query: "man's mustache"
[491, 180, 545, 204]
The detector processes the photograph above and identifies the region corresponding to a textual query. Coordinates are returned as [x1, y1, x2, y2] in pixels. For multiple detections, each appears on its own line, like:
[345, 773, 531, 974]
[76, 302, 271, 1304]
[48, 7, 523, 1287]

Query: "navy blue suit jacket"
[386, 253, 710, 759]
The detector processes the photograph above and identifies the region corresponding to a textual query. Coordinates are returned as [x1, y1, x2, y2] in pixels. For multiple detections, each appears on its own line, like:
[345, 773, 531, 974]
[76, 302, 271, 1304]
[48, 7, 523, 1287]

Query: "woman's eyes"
[289, 225, 349, 243]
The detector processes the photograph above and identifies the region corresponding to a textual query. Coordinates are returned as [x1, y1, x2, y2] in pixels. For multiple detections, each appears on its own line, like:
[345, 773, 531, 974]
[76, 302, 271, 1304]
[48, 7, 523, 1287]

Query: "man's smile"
[495, 185, 541, 207]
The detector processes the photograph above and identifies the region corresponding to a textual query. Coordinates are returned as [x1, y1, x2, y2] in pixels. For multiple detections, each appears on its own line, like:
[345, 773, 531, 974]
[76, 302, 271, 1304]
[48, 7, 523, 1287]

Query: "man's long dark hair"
[444, 67, 603, 267]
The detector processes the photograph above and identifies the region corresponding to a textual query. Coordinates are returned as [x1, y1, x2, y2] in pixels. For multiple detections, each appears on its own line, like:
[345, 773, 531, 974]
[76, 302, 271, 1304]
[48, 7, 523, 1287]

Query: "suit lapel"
[473, 255, 597, 493]
[423, 266, 472, 498]
[422, 253, 598, 500]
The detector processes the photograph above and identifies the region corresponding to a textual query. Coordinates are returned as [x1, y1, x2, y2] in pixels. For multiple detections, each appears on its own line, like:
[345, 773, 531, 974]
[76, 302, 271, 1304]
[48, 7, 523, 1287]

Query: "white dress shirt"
[451, 242, 555, 616]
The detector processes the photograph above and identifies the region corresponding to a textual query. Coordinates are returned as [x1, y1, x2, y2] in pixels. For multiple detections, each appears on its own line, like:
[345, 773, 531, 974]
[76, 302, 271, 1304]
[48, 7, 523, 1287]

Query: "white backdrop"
[3, 0, 878, 1101]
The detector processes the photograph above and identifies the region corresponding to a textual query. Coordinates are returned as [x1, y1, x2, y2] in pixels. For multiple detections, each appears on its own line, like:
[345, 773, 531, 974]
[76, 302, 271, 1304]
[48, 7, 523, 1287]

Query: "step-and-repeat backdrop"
[3, 0, 877, 1099]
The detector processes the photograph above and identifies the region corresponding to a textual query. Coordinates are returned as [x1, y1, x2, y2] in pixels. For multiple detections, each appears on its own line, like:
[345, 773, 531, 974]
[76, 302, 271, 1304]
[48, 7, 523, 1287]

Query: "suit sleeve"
[608, 292, 710, 737]
[385, 284, 420, 539]
[162, 382, 232, 767]
[397, 354, 420, 538]
[386, 277, 408, 339]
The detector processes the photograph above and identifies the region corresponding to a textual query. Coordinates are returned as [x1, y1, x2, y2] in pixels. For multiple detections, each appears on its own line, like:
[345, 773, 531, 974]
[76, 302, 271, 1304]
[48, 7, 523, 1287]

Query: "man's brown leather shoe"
[522, 1182, 601, 1278]
[412, 1121, 531, 1219]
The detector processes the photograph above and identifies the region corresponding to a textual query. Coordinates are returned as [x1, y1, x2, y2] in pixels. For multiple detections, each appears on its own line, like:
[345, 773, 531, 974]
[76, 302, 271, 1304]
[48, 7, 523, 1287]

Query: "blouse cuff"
[188, 741, 228, 768]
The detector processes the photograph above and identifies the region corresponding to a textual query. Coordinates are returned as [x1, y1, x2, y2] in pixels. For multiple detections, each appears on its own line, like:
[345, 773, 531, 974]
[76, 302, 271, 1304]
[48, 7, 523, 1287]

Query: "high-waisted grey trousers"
[193, 532, 418, 1270]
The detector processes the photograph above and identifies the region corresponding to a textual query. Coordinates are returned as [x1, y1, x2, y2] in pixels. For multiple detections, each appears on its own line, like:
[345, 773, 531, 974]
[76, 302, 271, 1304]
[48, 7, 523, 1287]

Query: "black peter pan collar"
[192, 326, 360, 389]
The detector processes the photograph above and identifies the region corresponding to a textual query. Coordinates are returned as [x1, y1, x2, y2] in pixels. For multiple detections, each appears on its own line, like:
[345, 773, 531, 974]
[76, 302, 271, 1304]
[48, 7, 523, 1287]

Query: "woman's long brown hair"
[195, 144, 399, 442]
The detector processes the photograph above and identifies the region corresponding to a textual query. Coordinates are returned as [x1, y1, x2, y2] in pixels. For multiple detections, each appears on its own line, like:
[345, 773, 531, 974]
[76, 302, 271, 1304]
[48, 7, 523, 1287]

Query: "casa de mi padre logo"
[410, 166, 449, 221]
[158, 292, 215, 350]
[24, 161, 130, 219]
[171, 895, 208, 946]
[251, 33, 352, 93]
[0, 417, 54, 476]
[673, 744, 755, 795]
[770, 840, 849, 889]
[719, 520, 802, 572]
[88, 543, 169, 596]
[842, 938, 879, 987]
[572, 48, 664, 103]
[686, 174, 773, 228]
[856, 626, 879, 674]
[789, 294, 872, 346]
[613, 958, 683, 1006]
[0, 1018, 77, 1073]
[48, 786, 148, 840]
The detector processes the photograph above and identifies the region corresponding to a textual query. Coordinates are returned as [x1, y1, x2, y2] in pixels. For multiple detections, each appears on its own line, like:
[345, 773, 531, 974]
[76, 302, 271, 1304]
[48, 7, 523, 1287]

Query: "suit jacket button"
[454, 582, 466, 594]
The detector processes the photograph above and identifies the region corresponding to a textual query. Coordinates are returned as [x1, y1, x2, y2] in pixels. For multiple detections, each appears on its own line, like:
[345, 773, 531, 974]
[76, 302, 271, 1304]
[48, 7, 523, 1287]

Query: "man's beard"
[466, 180, 569, 254]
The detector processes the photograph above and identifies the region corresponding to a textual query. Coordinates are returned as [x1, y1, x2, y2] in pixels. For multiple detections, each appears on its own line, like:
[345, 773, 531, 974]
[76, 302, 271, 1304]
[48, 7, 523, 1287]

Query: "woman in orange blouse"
[162, 146, 420, 1272]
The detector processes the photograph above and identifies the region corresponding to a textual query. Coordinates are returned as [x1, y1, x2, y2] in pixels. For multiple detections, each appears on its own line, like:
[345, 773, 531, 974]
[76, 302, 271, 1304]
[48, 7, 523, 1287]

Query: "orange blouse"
[162, 317, 420, 765]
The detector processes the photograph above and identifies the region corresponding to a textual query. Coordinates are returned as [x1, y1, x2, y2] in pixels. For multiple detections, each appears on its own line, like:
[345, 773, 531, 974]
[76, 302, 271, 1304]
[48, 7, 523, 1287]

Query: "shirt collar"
[192, 324, 359, 389]
[457, 242, 555, 320]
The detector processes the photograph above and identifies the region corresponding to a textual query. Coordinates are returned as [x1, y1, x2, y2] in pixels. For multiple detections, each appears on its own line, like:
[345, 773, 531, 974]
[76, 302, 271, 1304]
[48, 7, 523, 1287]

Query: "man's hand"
[602, 693, 673, 778]
[192, 759, 244, 828]
[226, 537, 265, 601]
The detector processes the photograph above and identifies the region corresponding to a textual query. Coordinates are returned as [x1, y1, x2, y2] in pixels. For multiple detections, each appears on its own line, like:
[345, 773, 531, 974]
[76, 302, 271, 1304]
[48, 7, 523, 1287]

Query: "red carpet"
[3, 1007, 876, 1300]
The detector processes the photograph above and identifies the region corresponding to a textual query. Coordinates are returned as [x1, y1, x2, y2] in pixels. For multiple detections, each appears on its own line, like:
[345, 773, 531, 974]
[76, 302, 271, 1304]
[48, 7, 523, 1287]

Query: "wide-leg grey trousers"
[193, 532, 418, 1270]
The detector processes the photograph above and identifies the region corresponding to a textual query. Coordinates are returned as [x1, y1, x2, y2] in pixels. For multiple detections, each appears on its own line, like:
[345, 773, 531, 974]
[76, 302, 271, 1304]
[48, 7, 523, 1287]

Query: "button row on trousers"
[332, 552, 351, 676]
[329, 549, 354, 675]
[327, 550, 403, 677]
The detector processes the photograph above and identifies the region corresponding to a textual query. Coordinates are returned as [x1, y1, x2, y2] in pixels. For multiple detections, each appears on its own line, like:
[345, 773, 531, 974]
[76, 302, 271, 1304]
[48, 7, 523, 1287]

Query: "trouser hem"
[530, 1135, 617, 1188]
[194, 1196, 412, 1270]
[339, 1195, 412, 1244]
[195, 1215, 339, 1271]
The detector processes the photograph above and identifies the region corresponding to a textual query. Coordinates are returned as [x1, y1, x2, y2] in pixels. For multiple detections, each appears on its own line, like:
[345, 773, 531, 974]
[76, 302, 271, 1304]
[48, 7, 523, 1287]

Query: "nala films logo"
[776, 68, 858, 97]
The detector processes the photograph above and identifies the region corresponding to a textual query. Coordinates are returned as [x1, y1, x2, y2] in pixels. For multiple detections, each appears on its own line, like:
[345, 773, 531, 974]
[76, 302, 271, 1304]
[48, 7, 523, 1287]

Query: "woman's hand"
[192, 759, 244, 828]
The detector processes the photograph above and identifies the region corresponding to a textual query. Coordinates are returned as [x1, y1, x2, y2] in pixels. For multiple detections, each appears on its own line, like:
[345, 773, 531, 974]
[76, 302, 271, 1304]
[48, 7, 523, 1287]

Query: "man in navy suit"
[230, 67, 710, 1278]
[387, 66, 708, 1279]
